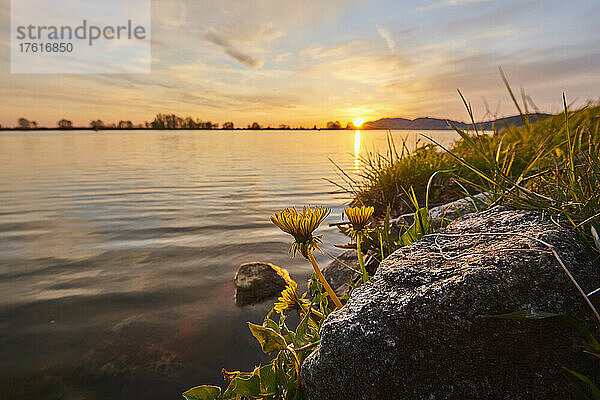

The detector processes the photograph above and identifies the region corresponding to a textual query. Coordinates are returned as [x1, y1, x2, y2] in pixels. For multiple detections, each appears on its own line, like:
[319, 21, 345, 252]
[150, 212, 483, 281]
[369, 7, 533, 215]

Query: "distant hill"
[361, 113, 551, 130]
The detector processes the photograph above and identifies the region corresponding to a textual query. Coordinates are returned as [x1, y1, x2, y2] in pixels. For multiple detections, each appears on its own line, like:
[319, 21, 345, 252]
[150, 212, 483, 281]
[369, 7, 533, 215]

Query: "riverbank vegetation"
[183, 88, 600, 399]
[339, 94, 600, 243]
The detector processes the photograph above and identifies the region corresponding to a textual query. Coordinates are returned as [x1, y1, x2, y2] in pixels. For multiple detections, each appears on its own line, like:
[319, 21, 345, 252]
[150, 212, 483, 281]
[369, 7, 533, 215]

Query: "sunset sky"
[1, 0, 599, 128]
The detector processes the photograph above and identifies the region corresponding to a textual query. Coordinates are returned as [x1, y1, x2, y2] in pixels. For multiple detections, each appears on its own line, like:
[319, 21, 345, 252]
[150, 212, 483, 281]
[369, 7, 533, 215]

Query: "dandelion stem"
[356, 233, 369, 282]
[298, 302, 325, 320]
[307, 251, 343, 309]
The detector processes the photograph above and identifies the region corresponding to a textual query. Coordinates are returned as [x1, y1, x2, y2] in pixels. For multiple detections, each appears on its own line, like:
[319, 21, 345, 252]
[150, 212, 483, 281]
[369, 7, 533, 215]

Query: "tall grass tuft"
[429, 93, 600, 252]
[332, 91, 600, 253]
[328, 136, 457, 218]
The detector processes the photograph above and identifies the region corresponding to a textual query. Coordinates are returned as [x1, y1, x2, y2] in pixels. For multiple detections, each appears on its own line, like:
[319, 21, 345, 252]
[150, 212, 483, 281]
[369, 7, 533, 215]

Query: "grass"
[330, 137, 458, 218]
[333, 94, 600, 252]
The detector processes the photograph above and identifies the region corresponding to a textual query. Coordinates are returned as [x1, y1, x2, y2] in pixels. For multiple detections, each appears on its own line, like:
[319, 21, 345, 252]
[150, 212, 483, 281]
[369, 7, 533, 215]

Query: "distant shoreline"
[0, 127, 458, 132]
[0, 112, 551, 132]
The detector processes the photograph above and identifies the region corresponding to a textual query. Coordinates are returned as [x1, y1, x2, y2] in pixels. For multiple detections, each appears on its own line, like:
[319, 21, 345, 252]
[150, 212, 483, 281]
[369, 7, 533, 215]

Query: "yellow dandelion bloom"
[271, 263, 294, 287]
[270, 206, 330, 258]
[274, 281, 311, 313]
[344, 205, 374, 234]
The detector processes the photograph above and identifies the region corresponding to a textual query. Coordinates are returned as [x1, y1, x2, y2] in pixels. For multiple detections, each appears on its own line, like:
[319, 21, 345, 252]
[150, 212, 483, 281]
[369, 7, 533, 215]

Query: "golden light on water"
[354, 130, 361, 170]
[353, 118, 364, 127]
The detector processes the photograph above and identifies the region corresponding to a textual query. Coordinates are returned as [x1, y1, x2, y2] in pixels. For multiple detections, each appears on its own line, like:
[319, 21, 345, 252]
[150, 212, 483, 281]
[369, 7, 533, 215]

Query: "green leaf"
[248, 322, 287, 353]
[275, 352, 289, 388]
[284, 379, 299, 400]
[294, 310, 311, 348]
[182, 385, 221, 400]
[264, 310, 281, 333]
[258, 363, 279, 395]
[222, 373, 261, 398]
[564, 368, 600, 400]
[397, 207, 432, 247]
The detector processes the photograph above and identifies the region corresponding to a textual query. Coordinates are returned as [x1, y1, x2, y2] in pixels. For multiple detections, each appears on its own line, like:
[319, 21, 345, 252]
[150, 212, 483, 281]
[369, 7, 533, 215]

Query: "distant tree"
[222, 122, 234, 129]
[18, 118, 31, 128]
[118, 120, 133, 129]
[172, 115, 184, 129]
[326, 121, 342, 130]
[90, 120, 104, 130]
[182, 117, 196, 129]
[151, 113, 186, 129]
[57, 119, 73, 129]
[147, 114, 219, 130]
[278, 124, 290, 130]
[248, 122, 261, 130]
[151, 114, 164, 129]
[151, 114, 167, 129]
[313, 125, 317, 130]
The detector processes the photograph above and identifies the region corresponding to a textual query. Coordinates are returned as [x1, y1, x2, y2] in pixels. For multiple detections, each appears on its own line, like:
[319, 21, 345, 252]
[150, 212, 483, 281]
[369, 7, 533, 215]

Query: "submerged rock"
[234, 262, 291, 306]
[302, 207, 599, 399]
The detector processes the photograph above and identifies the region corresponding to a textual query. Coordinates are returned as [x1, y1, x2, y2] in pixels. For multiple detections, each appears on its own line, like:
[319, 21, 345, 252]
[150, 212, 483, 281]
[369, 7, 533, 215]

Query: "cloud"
[205, 30, 263, 68]
[475, 28, 517, 39]
[299, 39, 409, 90]
[274, 52, 292, 63]
[376, 25, 395, 53]
[418, 0, 496, 11]
[300, 40, 372, 60]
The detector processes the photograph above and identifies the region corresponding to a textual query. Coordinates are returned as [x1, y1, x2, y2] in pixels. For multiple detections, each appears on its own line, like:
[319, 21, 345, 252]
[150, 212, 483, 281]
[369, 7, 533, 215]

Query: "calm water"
[0, 129, 459, 399]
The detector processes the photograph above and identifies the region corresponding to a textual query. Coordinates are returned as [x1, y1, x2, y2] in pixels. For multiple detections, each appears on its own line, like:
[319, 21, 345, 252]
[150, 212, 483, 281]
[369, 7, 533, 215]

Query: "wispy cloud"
[376, 25, 395, 53]
[205, 30, 264, 68]
[418, 0, 496, 11]
[475, 28, 517, 39]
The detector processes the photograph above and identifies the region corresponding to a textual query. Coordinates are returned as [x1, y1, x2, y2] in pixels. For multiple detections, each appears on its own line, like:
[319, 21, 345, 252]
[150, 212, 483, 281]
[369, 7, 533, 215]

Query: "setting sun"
[353, 118, 365, 127]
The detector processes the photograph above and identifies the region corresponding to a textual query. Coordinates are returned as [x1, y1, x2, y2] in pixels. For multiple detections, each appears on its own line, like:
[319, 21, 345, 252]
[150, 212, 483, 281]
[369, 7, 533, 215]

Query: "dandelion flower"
[344, 205, 374, 235]
[270, 206, 330, 258]
[274, 281, 311, 313]
[343, 205, 374, 283]
[271, 205, 343, 309]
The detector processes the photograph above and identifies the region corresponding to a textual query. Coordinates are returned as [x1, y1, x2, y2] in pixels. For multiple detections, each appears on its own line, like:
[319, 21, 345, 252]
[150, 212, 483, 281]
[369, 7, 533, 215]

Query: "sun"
[353, 118, 365, 128]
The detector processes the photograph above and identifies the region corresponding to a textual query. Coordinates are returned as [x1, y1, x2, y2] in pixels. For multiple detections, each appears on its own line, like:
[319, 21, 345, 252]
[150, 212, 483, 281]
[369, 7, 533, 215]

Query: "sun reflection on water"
[354, 130, 361, 170]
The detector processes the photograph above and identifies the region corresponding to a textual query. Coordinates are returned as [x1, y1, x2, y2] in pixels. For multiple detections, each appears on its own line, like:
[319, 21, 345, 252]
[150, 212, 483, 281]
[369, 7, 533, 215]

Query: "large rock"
[302, 207, 600, 399]
[234, 262, 291, 306]
[390, 192, 489, 237]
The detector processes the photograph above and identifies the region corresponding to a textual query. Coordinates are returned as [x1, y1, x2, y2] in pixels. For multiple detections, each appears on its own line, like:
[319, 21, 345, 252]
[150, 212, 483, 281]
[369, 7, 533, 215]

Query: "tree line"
[4, 115, 358, 130]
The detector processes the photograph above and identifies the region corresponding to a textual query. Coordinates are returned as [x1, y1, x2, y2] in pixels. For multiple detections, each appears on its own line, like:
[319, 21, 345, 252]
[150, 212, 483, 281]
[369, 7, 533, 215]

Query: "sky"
[1, 0, 599, 128]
